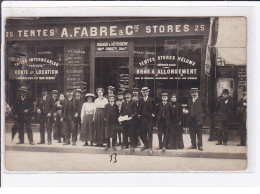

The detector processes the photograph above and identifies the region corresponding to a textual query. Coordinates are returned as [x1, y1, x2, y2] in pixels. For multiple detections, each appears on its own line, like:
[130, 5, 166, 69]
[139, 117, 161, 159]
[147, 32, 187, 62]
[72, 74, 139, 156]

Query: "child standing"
[104, 94, 119, 150]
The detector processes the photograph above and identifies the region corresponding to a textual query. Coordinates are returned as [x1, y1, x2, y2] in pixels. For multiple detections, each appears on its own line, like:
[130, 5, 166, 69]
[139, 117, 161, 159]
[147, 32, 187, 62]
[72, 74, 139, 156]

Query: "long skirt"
[94, 109, 105, 145]
[81, 114, 94, 141]
[168, 124, 184, 149]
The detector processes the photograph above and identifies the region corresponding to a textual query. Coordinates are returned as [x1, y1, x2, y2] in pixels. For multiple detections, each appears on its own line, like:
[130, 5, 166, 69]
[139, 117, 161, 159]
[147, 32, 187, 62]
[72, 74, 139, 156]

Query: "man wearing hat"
[121, 89, 138, 151]
[138, 87, 156, 154]
[156, 93, 171, 151]
[75, 88, 84, 141]
[115, 91, 125, 146]
[61, 88, 80, 146]
[51, 90, 59, 141]
[36, 88, 54, 145]
[214, 89, 235, 146]
[185, 88, 204, 151]
[132, 87, 142, 147]
[13, 86, 35, 145]
[105, 86, 116, 99]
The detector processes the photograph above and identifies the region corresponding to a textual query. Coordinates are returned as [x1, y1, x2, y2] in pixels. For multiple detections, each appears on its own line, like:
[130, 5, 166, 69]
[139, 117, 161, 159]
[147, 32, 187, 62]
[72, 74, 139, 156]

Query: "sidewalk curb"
[5, 145, 247, 160]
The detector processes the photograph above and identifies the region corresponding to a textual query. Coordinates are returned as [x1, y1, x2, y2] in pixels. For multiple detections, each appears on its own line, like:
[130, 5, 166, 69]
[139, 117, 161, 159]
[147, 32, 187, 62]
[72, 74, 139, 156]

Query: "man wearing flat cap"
[36, 88, 54, 145]
[13, 86, 34, 145]
[132, 87, 142, 147]
[121, 89, 138, 151]
[185, 88, 204, 151]
[61, 88, 80, 146]
[75, 88, 84, 141]
[51, 90, 59, 141]
[105, 86, 116, 100]
[214, 89, 235, 146]
[138, 87, 156, 154]
[156, 93, 171, 151]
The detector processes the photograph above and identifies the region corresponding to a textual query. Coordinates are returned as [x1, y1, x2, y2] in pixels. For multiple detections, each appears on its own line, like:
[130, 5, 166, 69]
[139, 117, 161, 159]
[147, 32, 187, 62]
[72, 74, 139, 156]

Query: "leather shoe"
[141, 147, 148, 151]
[198, 147, 203, 151]
[187, 145, 196, 149]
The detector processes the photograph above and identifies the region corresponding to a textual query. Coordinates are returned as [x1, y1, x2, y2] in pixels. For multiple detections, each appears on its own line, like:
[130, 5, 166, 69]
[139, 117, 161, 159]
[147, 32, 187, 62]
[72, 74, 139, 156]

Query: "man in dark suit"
[75, 88, 84, 141]
[13, 86, 34, 145]
[132, 87, 142, 147]
[185, 88, 204, 151]
[61, 88, 79, 146]
[121, 90, 138, 151]
[36, 89, 54, 145]
[138, 87, 156, 154]
[214, 89, 235, 146]
[237, 94, 247, 146]
[51, 90, 59, 141]
[156, 93, 171, 151]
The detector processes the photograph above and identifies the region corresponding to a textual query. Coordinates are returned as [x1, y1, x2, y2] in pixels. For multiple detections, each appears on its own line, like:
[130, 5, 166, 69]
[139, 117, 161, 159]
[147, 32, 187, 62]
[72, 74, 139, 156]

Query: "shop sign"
[134, 55, 198, 81]
[6, 18, 209, 40]
[96, 41, 128, 52]
[9, 57, 60, 80]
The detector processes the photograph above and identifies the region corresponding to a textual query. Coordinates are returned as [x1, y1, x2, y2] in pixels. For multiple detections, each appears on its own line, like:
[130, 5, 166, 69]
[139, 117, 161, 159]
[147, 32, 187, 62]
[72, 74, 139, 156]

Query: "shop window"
[133, 38, 202, 103]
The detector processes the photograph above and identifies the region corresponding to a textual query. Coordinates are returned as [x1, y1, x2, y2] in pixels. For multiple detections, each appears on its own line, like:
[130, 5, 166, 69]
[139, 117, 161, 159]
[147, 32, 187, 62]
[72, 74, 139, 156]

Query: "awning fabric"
[215, 17, 246, 65]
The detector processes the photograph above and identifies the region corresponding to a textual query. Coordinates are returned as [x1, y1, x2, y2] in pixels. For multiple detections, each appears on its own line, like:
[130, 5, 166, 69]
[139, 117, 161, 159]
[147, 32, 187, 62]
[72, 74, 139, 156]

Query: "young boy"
[104, 94, 119, 150]
[156, 93, 171, 151]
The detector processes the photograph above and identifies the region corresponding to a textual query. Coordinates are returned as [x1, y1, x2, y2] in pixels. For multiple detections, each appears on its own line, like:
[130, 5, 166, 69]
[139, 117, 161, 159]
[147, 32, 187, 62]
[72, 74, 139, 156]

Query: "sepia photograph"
[3, 15, 247, 172]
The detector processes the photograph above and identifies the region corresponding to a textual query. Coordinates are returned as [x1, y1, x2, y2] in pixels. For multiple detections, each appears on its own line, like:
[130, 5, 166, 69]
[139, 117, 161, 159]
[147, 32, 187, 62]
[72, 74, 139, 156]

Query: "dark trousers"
[65, 116, 77, 144]
[122, 122, 136, 147]
[56, 115, 63, 141]
[39, 115, 53, 143]
[17, 118, 33, 143]
[217, 120, 229, 144]
[238, 121, 246, 145]
[106, 137, 117, 147]
[158, 118, 169, 148]
[189, 117, 203, 147]
[140, 117, 154, 149]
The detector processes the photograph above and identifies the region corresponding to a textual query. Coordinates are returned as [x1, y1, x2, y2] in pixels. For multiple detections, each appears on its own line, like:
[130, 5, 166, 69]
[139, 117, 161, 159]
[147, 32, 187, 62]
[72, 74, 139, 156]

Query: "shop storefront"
[5, 17, 212, 108]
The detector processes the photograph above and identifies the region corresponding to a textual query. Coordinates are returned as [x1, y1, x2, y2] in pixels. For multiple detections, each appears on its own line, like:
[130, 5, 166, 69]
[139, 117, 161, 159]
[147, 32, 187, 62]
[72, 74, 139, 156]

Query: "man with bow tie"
[36, 88, 54, 145]
[61, 88, 79, 146]
[185, 88, 204, 151]
[214, 89, 235, 146]
[13, 86, 35, 145]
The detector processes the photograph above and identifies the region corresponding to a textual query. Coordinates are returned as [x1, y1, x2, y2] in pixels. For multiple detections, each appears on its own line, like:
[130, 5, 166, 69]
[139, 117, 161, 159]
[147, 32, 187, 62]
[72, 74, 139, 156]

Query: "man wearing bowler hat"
[13, 86, 35, 145]
[185, 88, 204, 151]
[61, 88, 79, 146]
[156, 93, 171, 151]
[138, 87, 156, 154]
[36, 88, 54, 145]
[214, 89, 235, 146]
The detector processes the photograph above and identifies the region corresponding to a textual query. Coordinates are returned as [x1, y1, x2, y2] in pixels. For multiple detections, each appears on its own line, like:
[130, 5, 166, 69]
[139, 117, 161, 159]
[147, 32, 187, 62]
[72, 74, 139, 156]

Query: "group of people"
[11, 85, 247, 155]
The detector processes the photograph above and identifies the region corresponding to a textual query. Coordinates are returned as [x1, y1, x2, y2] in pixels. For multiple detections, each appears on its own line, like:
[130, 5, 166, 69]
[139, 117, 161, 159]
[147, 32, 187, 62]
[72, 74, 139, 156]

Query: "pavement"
[4, 125, 247, 160]
[5, 151, 247, 172]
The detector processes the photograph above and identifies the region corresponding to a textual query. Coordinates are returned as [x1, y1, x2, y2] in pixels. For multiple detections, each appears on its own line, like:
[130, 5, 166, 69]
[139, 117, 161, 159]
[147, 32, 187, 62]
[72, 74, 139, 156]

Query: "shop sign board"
[96, 41, 128, 52]
[6, 18, 209, 41]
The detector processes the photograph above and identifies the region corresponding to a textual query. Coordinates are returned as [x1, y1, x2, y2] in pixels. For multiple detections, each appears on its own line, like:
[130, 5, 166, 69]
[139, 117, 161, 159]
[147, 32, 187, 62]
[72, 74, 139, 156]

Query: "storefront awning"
[215, 17, 247, 65]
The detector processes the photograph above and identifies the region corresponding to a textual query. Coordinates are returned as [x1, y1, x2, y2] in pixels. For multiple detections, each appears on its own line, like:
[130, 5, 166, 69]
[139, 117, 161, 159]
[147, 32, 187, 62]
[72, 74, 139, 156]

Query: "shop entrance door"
[95, 57, 129, 92]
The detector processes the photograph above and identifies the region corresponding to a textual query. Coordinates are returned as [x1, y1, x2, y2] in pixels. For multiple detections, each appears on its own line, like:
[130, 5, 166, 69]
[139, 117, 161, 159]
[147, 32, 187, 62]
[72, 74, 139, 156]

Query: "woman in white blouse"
[81, 93, 96, 146]
[94, 88, 108, 147]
